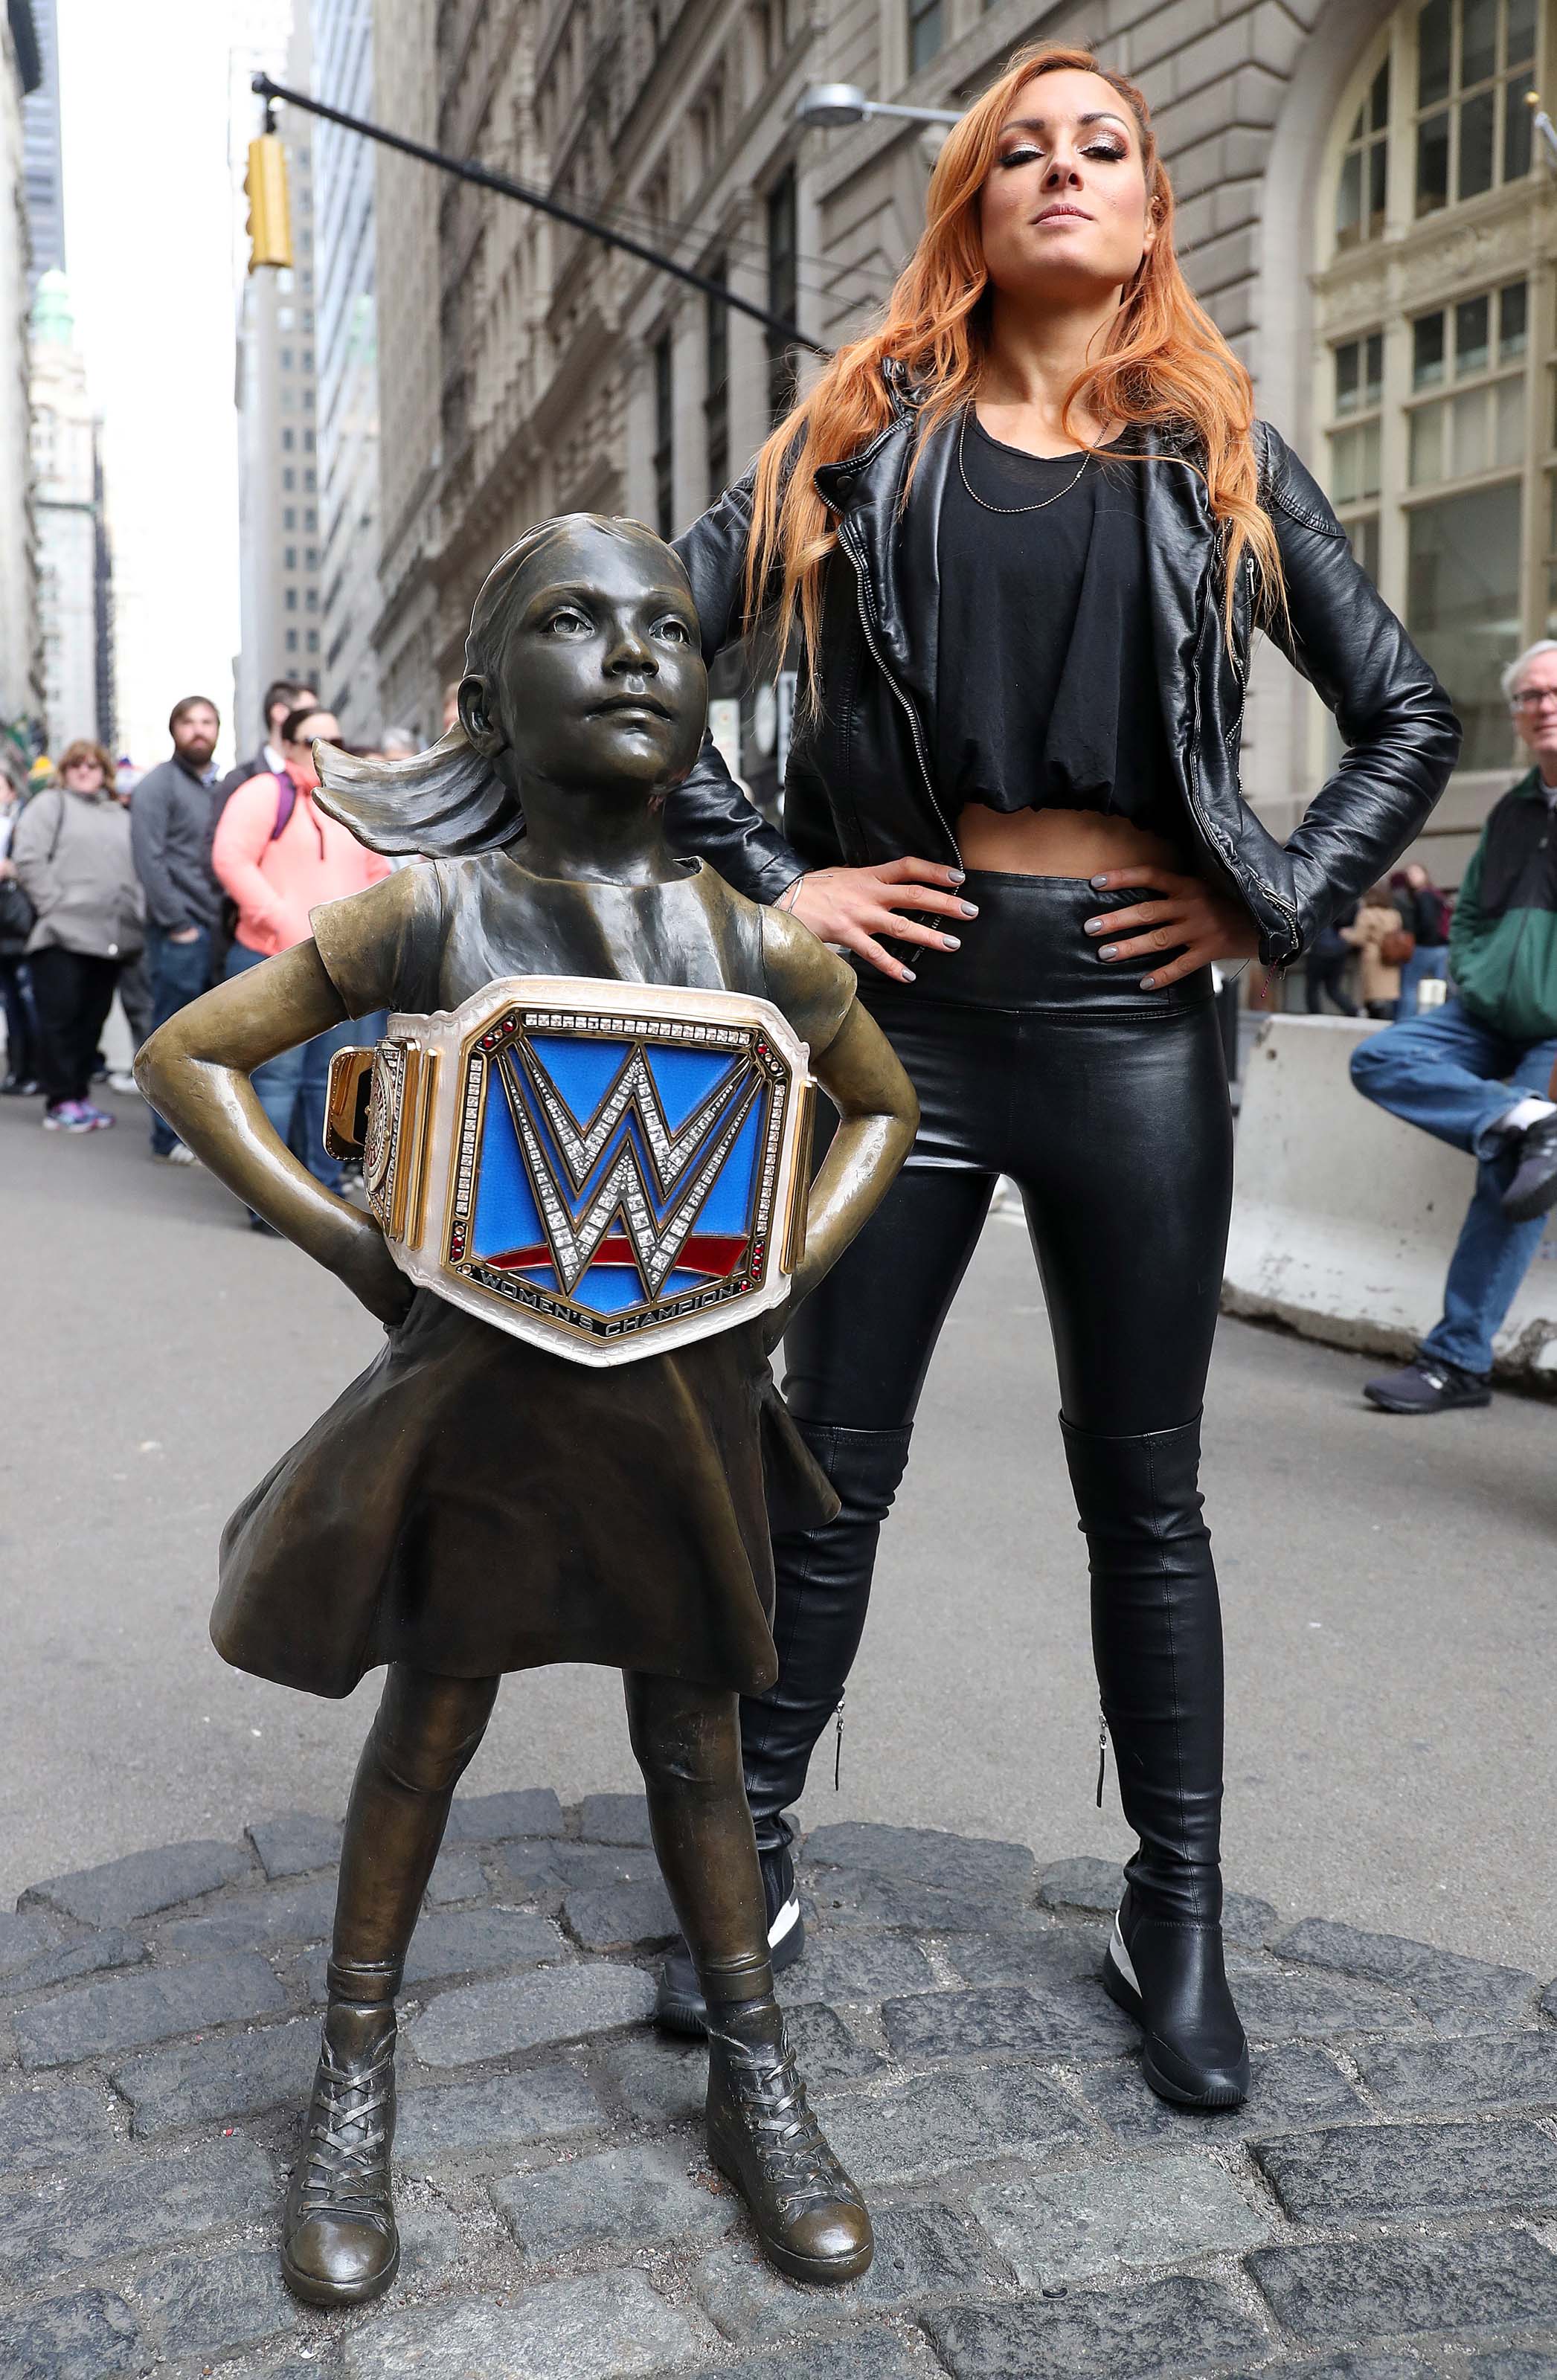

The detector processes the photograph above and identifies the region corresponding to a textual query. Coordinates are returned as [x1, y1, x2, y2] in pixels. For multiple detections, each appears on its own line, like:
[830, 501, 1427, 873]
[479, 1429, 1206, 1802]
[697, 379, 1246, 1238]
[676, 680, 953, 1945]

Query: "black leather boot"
[653, 1423, 912, 2030]
[1062, 1413, 1249, 2107]
[281, 1999, 399, 2305]
[706, 1995, 873, 2283]
[655, 1835, 803, 2036]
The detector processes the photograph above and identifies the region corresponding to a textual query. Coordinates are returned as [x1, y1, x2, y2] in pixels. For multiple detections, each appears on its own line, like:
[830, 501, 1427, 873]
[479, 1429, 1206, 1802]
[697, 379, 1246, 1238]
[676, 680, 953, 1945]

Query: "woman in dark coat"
[138, 516, 918, 2306]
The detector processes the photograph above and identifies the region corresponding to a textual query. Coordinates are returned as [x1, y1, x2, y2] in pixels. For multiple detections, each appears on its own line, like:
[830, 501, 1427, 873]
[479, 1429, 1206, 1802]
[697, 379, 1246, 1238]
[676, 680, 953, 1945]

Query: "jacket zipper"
[837, 513, 940, 822]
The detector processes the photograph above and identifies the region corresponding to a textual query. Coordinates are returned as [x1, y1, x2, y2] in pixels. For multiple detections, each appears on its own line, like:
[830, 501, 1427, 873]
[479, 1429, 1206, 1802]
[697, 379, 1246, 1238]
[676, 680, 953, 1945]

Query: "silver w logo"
[499, 1038, 762, 1299]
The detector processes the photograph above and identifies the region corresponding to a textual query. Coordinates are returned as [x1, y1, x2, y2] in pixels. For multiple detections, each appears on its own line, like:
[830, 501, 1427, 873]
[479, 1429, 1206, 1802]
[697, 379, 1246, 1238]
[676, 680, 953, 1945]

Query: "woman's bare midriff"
[956, 801, 1190, 880]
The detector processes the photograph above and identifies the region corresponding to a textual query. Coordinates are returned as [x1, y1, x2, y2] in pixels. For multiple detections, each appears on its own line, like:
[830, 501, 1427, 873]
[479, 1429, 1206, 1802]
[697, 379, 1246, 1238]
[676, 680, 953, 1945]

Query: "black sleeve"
[661, 466, 809, 903]
[1259, 424, 1461, 945]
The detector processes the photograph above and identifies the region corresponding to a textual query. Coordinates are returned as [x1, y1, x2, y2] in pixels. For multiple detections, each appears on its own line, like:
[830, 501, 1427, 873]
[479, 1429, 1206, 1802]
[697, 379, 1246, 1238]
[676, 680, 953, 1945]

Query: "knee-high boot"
[282, 1668, 498, 2306]
[1060, 1415, 1249, 2108]
[742, 1421, 915, 1854]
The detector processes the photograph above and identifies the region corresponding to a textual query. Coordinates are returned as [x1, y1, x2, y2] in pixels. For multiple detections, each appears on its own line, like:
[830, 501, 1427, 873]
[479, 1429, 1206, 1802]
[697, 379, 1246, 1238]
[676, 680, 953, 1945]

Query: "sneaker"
[1501, 1112, 1557, 1224]
[77, 1102, 116, 1130]
[153, 1142, 196, 1166]
[655, 1839, 805, 2036]
[1, 1073, 39, 1096]
[1363, 1357, 1492, 1415]
[106, 1070, 141, 1096]
[42, 1100, 94, 1133]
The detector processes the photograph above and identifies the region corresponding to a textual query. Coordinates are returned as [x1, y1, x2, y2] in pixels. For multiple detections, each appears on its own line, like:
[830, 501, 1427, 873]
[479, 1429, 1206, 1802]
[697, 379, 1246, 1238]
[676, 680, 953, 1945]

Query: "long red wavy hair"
[742, 42, 1282, 676]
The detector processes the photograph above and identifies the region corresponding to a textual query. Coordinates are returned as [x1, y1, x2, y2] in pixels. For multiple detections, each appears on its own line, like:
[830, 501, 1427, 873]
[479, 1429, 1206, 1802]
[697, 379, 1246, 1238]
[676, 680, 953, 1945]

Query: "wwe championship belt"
[325, 977, 816, 1366]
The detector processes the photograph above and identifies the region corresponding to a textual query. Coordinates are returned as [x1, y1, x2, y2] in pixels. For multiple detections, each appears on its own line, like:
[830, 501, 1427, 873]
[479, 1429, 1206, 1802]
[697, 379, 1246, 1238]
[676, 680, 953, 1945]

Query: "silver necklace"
[957, 407, 1090, 515]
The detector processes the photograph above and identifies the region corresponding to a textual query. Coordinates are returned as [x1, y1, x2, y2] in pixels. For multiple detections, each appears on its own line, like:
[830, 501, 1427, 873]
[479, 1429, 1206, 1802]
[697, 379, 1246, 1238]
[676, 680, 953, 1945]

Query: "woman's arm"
[211, 779, 310, 950]
[794, 1002, 918, 1308]
[135, 940, 411, 1325]
[667, 468, 811, 901]
[1259, 427, 1462, 939]
[10, 794, 62, 917]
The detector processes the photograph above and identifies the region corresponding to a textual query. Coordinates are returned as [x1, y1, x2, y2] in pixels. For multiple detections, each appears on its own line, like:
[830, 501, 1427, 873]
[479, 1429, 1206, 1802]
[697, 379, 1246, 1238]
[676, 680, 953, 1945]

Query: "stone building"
[234, 10, 324, 751]
[367, 0, 1557, 866]
[0, 0, 41, 785]
[311, 0, 382, 738]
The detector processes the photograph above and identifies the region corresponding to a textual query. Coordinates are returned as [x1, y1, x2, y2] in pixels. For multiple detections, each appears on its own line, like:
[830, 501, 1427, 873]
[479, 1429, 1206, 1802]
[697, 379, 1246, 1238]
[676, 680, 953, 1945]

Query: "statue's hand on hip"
[335, 1215, 416, 1330]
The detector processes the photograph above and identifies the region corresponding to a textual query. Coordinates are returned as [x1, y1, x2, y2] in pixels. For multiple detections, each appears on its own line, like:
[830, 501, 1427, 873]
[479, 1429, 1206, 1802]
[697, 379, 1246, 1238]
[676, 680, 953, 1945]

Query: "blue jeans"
[1350, 999, 1557, 1374]
[224, 941, 357, 1191]
[146, 924, 213, 1153]
[1396, 943, 1449, 1018]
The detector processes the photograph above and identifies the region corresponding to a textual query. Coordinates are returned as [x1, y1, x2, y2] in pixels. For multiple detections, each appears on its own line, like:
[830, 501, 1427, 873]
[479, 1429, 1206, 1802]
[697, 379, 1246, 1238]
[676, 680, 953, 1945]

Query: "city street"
[6, 1071, 1555, 1972]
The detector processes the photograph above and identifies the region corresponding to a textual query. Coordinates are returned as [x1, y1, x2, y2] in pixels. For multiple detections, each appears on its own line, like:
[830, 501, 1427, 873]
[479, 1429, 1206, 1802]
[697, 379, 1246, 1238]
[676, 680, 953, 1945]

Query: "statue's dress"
[211, 854, 854, 1699]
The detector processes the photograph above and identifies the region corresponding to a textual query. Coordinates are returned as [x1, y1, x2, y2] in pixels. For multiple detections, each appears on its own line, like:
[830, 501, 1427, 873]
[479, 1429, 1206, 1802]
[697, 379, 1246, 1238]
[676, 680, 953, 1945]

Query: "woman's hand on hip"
[1083, 866, 1259, 988]
[786, 858, 976, 983]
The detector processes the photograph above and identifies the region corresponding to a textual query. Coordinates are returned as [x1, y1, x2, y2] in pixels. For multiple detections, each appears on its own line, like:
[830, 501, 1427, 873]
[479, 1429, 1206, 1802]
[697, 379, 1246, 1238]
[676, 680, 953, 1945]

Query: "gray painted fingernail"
[1099, 945, 1119, 960]
[943, 934, 960, 951]
[900, 966, 916, 981]
[1084, 917, 1103, 933]
[1142, 975, 1157, 988]
[960, 901, 979, 916]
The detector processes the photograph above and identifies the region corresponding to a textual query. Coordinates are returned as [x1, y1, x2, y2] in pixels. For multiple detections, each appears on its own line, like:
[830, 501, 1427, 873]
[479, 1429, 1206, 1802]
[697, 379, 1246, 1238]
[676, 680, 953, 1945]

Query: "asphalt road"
[3, 1072, 1554, 1969]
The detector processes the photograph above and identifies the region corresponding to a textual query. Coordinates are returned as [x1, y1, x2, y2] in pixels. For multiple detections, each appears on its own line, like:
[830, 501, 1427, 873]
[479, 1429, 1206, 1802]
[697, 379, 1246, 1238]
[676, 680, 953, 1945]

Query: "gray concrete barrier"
[1222, 1014, 1557, 1381]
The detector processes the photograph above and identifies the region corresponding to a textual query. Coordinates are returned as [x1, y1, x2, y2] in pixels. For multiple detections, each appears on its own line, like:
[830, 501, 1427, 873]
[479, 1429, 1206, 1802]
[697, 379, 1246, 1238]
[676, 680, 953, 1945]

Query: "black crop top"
[934, 412, 1179, 835]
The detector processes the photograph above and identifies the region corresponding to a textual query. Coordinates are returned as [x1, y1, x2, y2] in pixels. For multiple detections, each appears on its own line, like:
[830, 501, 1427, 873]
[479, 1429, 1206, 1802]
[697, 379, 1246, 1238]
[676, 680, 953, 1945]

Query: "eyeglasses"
[1511, 689, 1557, 711]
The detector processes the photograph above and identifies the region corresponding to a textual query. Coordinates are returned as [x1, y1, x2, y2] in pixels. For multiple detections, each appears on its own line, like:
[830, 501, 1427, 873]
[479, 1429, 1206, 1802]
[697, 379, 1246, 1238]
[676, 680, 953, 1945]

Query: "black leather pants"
[743, 873, 1235, 1922]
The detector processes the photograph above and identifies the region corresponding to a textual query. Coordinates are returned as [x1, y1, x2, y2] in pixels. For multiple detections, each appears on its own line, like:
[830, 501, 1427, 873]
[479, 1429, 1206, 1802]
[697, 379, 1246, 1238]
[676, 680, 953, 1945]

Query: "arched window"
[1312, 0, 1550, 772]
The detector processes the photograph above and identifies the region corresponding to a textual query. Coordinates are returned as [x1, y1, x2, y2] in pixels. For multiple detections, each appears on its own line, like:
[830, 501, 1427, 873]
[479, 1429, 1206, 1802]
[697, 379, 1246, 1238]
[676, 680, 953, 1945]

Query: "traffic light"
[244, 133, 293, 272]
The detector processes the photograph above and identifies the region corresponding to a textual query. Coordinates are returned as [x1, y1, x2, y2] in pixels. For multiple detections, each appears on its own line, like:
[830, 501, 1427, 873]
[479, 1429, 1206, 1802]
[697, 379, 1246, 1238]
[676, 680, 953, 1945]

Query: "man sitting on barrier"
[1350, 637, 1557, 1414]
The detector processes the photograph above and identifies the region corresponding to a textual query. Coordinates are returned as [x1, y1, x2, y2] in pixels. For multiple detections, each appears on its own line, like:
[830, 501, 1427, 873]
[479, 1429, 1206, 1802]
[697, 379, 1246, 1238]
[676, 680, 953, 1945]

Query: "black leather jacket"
[667, 379, 1461, 966]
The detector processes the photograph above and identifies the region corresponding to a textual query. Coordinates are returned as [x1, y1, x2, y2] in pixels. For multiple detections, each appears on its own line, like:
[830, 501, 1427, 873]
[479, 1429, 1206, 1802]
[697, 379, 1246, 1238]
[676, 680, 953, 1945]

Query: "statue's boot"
[280, 1666, 498, 2306]
[281, 1998, 399, 2305]
[1062, 1415, 1250, 2108]
[705, 1994, 873, 2284]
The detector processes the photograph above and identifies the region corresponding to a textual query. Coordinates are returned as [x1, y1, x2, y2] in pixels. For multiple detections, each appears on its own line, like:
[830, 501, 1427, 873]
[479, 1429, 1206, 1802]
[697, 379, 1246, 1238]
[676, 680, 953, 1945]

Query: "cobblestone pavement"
[5, 1801, 1557, 2380]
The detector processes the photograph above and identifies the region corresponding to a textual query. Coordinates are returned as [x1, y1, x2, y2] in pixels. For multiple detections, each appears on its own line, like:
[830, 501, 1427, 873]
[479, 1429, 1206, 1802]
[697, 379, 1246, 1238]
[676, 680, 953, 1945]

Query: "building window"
[1415, 0, 1535, 214]
[284, 544, 297, 570]
[280, 346, 293, 370]
[286, 588, 298, 611]
[766, 167, 798, 427]
[1316, 0, 1547, 779]
[908, 0, 944, 71]
[653, 331, 674, 539]
[306, 630, 319, 654]
[705, 256, 730, 501]
[1336, 58, 1391, 246]
[286, 628, 298, 653]
[283, 467, 295, 490]
[282, 428, 295, 451]
[283, 506, 296, 530]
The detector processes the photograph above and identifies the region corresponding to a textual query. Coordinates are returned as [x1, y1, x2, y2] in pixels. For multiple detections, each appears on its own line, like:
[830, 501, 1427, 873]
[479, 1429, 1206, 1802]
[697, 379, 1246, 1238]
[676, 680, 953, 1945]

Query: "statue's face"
[476, 521, 706, 794]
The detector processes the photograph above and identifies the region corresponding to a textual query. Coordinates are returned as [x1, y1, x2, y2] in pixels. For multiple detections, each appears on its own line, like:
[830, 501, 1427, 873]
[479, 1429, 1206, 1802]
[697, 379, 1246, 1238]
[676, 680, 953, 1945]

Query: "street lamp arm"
[249, 73, 829, 358]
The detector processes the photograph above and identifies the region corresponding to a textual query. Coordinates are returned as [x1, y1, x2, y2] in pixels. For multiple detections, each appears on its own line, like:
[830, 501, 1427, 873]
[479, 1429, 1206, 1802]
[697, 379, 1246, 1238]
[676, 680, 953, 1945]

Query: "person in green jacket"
[1350, 638, 1557, 1413]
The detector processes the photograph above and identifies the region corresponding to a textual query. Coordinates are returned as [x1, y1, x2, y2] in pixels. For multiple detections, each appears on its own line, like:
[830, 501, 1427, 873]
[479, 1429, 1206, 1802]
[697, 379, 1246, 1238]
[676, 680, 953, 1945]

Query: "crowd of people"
[0, 677, 417, 1226]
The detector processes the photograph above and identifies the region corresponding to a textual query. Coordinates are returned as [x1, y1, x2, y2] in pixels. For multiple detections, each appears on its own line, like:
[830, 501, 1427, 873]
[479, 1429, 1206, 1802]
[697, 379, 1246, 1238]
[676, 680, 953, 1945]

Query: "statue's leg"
[282, 1664, 499, 2307]
[623, 1670, 873, 2286]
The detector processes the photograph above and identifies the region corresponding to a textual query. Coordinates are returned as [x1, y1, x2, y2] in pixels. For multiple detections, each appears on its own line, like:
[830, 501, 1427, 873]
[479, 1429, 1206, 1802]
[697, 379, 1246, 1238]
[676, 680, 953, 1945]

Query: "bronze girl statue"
[138, 515, 918, 2305]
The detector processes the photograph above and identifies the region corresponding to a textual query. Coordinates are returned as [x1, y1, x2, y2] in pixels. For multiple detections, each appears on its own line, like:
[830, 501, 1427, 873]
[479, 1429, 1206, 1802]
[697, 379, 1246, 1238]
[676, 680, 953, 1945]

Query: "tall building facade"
[368, 0, 1557, 868]
[19, 0, 58, 291]
[234, 10, 324, 753]
[1, 0, 41, 785]
[30, 269, 113, 752]
[311, 0, 380, 737]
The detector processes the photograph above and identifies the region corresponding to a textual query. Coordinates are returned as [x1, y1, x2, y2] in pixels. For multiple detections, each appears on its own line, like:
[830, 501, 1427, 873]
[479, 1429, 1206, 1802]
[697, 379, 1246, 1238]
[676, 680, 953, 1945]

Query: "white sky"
[57, 0, 269, 767]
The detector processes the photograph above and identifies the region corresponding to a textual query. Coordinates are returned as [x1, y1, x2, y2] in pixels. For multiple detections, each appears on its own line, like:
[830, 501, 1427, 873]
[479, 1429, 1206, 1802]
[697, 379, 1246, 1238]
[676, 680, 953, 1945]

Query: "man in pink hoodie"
[212, 704, 391, 1222]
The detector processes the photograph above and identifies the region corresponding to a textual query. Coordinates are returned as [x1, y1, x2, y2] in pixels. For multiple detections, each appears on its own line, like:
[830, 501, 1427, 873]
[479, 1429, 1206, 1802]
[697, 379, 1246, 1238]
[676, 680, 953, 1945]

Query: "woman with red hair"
[658, 42, 1460, 2105]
